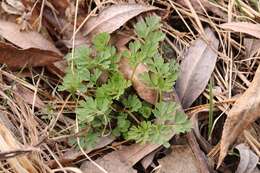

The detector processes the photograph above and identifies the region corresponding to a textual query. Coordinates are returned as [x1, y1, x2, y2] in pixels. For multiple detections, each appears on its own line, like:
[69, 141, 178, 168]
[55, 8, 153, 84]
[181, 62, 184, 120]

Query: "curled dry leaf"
[83, 4, 157, 39]
[175, 27, 219, 109]
[235, 144, 259, 173]
[218, 65, 260, 167]
[220, 22, 260, 39]
[0, 42, 61, 67]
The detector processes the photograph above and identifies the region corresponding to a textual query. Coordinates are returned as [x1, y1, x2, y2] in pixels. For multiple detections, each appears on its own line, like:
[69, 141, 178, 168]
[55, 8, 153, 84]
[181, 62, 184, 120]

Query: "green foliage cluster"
[60, 16, 191, 149]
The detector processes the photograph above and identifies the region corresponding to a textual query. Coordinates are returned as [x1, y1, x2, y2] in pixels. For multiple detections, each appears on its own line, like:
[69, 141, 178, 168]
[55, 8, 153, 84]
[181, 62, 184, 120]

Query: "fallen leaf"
[13, 84, 45, 109]
[175, 27, 219, 108]
[48, 136, 115, 168]
[175, 0, 226, 18]
[119, 57, 157, 104]
[116, 143, 160, 166]
[158, 145, 200, 173]
[48, 0, 70, 14]
[0, 112, 19, 137]
[83, 4, 157, 39]
[1, 0, 25, 15]
[0, 42, 61, 67]
[0, 20, 62, 55]
[140, 150, 157, 170]
[235, 144, 259, 173]
[80, 147, 137, 173]
[218, 65, 260, 167]
[244, 38, 260, 57]
[0, 123, 38, 173]
[220, 22, 260, 39]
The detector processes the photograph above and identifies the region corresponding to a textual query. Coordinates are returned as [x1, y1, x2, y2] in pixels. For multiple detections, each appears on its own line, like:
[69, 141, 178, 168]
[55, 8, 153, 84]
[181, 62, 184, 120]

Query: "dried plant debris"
[175, 27, 219, 109]
[158, 145, 200, 173]
[83, 4, 157, 39]
[218, 65, 260, 167]
[220, 22, 260, 39]
[235, 144, 259, 173]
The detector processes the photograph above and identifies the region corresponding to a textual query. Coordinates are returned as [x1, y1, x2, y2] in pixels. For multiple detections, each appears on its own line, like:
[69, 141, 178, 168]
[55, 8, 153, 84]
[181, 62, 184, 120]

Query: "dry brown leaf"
[48, 0, 70, 14]
[175, 27, 219, 109]
[220, 22, 260, 39]
[13, 84, 45, 109]
[0, 112, 19, 137]
[83, 4, 157, 39]
[175, 0, 226, 18]
[119, 57, 157, 104]
[158, 145, 200, 173]
[1, 0, 25, 15]
[218, 65, 260, 167]
[80, 147, 137, 173]
[49, 136, 114, 168]
[0, 20, 61, 55]
[0, 42, 61, 67]
[244, 38, 260, 57]
[235, 144, 259, 173]
[0, 123, 39, 173]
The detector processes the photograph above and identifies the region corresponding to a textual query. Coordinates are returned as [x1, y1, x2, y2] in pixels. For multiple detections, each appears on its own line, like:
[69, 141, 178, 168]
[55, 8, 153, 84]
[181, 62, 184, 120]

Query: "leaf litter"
[0, 1, 259, 173]
[175, 27, 219, 109]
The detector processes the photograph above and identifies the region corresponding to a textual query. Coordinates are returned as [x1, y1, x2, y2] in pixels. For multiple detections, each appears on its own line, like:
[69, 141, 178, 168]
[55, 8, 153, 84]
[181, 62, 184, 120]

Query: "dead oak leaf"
[218, 65, 260, 167]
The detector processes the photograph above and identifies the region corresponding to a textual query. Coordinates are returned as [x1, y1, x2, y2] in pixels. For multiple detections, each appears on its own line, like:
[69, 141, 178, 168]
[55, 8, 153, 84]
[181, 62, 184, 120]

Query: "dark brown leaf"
[48, 0, 70, 14]
[0, 42, 61, 67]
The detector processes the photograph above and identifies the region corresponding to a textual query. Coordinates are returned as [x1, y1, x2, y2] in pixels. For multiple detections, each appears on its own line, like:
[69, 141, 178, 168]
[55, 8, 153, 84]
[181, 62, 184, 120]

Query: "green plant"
[60, 16, 191, 149]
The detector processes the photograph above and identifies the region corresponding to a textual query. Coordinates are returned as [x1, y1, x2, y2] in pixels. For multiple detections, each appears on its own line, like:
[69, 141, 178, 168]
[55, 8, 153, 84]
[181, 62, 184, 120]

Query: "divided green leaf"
[60, 15, 191, 149]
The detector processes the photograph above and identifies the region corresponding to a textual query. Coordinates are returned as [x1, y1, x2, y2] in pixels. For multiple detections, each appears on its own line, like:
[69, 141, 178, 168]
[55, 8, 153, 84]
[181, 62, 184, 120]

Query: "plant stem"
[130, 64, 138, 81]
[208, 78, 214, 140]
[125, 109, 140, 123]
